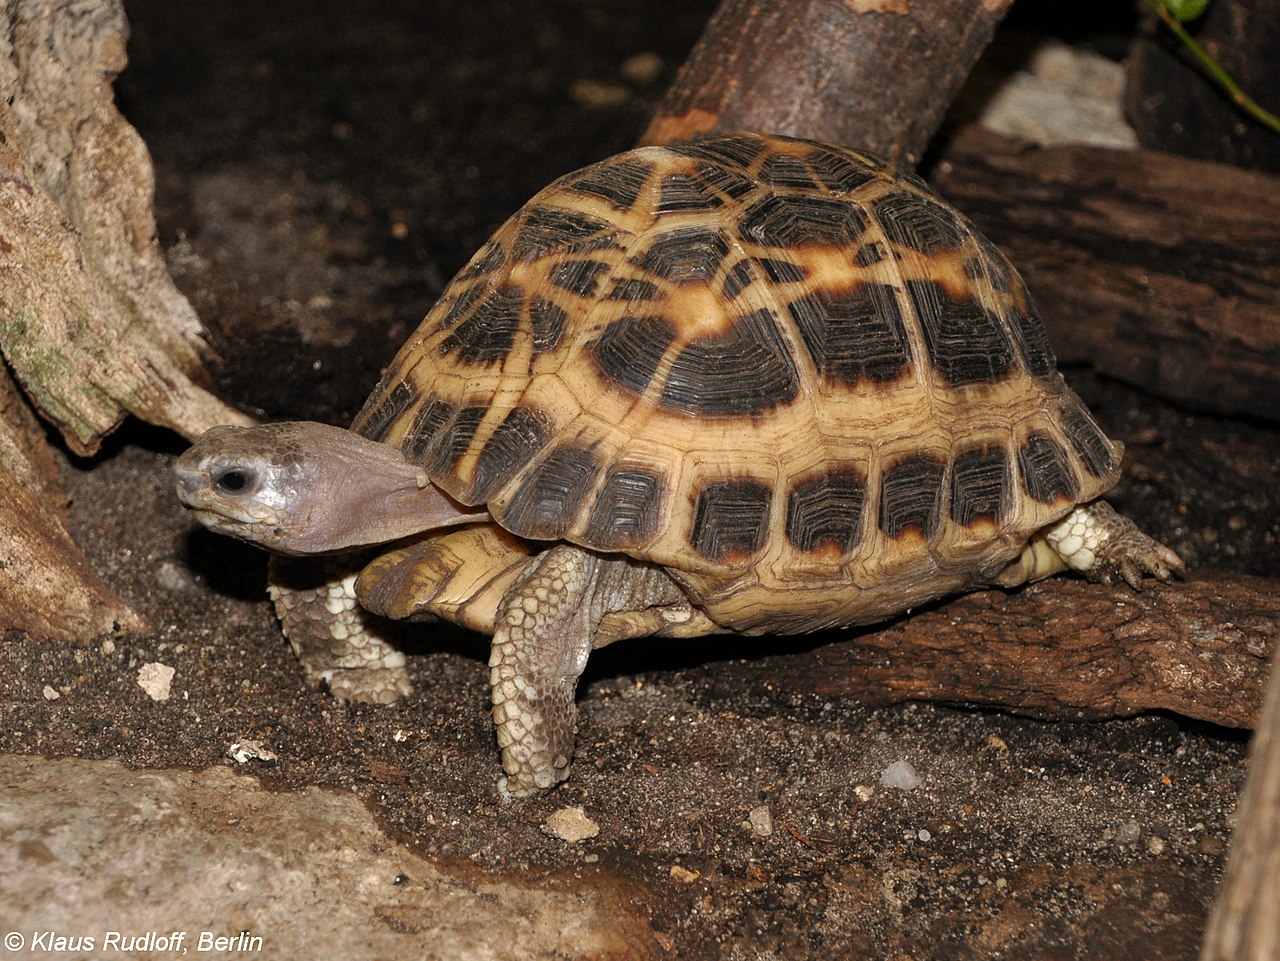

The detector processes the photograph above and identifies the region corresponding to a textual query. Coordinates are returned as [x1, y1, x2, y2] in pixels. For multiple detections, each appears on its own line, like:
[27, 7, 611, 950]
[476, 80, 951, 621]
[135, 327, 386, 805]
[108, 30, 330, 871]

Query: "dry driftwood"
[1201, 655, 1280, 960]
[708, 576, 1276, 730]
[933, 126, 1280, 421]
[0, 0, 249, 640]
[0, 363, 146, 638]
[641, 0, 1013, 164]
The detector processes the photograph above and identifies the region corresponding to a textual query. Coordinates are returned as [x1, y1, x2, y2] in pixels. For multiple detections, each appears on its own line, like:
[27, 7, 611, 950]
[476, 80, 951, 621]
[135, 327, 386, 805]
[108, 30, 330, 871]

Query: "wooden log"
[704, 576, 1277, 730]
[1199, 658, 1280, 960]
[641, 0, 1013, 164]
[0, 0, 250, 456]
[0, 363, 146, 639]
[932, 126, 1280, 421]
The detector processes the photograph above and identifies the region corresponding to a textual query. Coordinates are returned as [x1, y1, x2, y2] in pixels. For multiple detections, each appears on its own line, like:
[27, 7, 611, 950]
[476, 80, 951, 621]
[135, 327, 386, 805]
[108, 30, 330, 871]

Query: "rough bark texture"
[0, 363, 146, 638]
[933, 126, 1280, 421]
[641, 0, 1014, 164]
[0, 0, 249, 455]
[1200, 656, 1280, 960]
[0, 0, 247, 640]
[708, 576, 1276, 731]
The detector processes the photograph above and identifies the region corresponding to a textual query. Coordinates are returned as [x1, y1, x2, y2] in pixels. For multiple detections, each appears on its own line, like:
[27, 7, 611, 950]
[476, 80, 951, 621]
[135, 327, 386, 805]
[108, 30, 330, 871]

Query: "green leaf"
[1159, 0, 1211, 22]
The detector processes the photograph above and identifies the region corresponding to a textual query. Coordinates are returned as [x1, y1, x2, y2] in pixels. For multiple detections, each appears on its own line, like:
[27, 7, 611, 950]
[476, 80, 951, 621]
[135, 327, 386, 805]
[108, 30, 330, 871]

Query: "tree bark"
[933, 126, 1280, 421]
[1200, 656, 1280, 960]
[0, 363, 146, 639]
[0, 0, 248, 640]
[641, 0, 1014, 164]
[0, 0, 250, 456]
[705, 576, 1275, 731]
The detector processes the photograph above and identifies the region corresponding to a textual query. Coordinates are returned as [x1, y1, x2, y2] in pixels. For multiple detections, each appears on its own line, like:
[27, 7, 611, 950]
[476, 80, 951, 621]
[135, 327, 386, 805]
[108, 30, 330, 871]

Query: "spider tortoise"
[175, 133, 1183, 796]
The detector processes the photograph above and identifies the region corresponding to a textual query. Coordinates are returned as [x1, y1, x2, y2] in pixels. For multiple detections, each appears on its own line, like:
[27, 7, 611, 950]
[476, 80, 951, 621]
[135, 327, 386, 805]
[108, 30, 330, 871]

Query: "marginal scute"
[585, 467, 664, 549]
[880, 454, 946, 539]
[358, 380, 414, 442]
[661, 308, 799, 415]
[1060, 403, 1119, 478]
[690, 479, 773, 562]
[402, 397, 456, 462]
[785, 469, 866, 554]
[950, 445, 1011, 526]
[906, 279, 1015, 386]
[460, 240, 506, 279]
[467, 407, 552, 502]
[1018, 433, 1080, 505]
[425, 406, 487, 479]
[788, 282, 913, 386]
[504, 446, 600, 539]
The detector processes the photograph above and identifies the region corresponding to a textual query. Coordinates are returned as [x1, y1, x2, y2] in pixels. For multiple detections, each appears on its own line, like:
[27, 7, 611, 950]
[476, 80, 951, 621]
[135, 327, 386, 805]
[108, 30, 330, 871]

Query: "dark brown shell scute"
[467, 408, 552, 502]
[873, 192, 967, 256]
[503, 446, 601, 540]
[661, 309, 800, 415]
[425, 406, 487, 479]
[511, 206, 618, 262]
[630, 226, 731, 283]
[358, 379, 414, 442]
[402, 397, 456, 461]
[667, 135, 770, 168]
[567, 158, 654, 211]
[1018, 433, 1080, 505]
[950, 445, 1012, 527]
[879, 454, 946, 540]
[787, 283, 913, 386]
[549, 259, 612, 297]
[460, 240, 507, 279]
[585, 467, 665, 549]
[658, 173, 726, 214]
[784, 470, 866, 555]
[1060, 405, 1120, 478]
[1005, 304, 1057, 378]
[691, 479, 774, 562]
[906, 279, 1016, 386]
[439, 284, 523, 365]
[739, 194, 869, 248]
[589, 315, 674, 395]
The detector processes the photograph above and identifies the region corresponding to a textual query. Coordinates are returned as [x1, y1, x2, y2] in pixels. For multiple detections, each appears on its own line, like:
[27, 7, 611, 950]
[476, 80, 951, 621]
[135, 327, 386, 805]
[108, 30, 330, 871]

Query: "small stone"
[228, 739, 278, 764]
[620, 51, 664, 85]
[1146, 836, 1166, 856]
[136, 662, 175, 701]
[879, 760, 922, 790]
[748, 805, 774, 837]
[669, 864, 700, 885]
[154, 558, 197, 592]
[569, 78, 629, 108]
[541, 805, 599, 843]
[42, 685, 60, 701]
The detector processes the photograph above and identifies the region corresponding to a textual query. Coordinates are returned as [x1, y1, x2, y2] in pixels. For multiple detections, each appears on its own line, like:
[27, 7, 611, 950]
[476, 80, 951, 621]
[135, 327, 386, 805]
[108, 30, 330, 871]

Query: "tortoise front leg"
[488, 544, 691, 796]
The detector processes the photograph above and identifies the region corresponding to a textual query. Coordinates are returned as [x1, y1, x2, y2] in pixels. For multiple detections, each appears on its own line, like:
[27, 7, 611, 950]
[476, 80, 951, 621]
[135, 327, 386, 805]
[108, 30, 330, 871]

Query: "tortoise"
[175, 133, 1183, 796]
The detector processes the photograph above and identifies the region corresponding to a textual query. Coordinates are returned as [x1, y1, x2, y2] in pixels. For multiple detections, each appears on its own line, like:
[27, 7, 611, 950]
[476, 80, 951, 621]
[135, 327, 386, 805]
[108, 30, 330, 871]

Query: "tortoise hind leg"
[995, 499, 1185, 589]
[489, 544, 695, 797]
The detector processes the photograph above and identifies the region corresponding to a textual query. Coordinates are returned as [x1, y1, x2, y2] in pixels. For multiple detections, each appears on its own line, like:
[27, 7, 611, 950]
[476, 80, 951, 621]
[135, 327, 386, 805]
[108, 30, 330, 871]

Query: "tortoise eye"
[214, 469, 253, 495]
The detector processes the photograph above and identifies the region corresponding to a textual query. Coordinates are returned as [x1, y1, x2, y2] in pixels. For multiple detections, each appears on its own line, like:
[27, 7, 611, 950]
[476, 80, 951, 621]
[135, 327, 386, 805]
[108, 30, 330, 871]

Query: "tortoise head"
[174, 421, 486, 555]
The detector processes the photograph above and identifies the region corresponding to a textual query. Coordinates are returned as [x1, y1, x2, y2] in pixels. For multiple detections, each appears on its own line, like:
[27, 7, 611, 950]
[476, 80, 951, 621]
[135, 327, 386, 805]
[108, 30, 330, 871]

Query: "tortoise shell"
[352, 134, 1122, 634]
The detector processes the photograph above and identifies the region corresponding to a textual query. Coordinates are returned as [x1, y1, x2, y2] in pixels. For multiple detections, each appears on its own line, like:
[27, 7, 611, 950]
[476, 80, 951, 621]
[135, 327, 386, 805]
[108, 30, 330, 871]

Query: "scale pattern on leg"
[1044, 500, 1184, 589]
[268, 555, 412, 704]
[489, 545, 596, 797]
